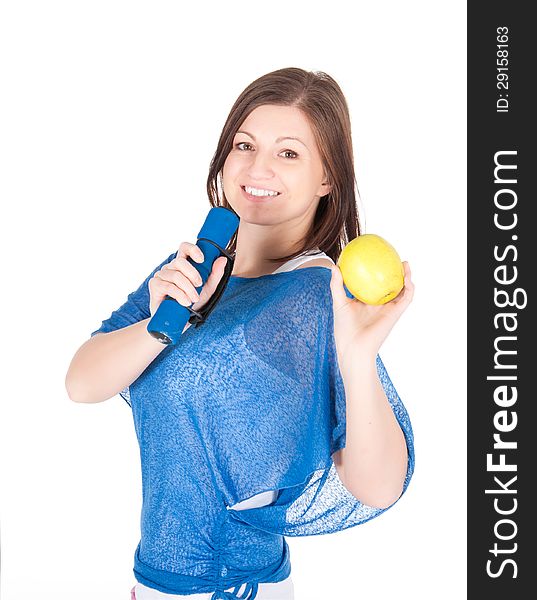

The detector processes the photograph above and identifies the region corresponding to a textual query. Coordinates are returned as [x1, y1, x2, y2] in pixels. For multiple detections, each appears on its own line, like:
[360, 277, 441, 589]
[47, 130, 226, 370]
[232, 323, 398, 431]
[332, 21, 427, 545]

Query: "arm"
[333, 354, 408, 509]
[67, 243, 228, 405]
[65, 320, 191, 404]
[298, 258, 414, 509]
[65, 246, 210, 404]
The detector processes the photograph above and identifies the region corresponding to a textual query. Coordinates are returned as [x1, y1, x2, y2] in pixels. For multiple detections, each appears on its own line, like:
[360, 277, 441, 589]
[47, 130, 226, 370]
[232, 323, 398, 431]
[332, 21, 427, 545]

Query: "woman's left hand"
[329, 261, 415, 374]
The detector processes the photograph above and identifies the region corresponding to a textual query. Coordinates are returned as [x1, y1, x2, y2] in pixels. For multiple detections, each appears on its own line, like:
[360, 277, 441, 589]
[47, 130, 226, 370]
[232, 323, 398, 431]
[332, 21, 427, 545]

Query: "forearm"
[339, 354, 408, 509]
[65, 318, 191, 403]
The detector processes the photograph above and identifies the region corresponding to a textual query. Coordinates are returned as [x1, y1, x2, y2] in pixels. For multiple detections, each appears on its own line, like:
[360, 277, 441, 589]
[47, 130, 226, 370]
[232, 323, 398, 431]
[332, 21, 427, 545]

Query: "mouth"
[240, 185, 281, 202]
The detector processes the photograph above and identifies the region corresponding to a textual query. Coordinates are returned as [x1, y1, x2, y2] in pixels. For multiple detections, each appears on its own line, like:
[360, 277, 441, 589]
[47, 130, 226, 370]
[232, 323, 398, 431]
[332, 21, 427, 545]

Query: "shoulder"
[287, 259, 335, 314]
[292, 259, 334, 294]
[294, 258, 335, 271]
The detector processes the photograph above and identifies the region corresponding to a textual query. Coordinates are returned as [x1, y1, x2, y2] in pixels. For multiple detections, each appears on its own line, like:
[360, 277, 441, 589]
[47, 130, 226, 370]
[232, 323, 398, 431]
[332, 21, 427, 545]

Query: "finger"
[329, 265, 352, 309]
[155, 269, 200, 304]
[190, 256, 228, 311]
[178, 241, 204, 264]
[205, 256, 227, 291]
[401, 261, 414, 298]
[151, 278, 193, 307]
[170, 286, 194, 307]
[392, 274, 414, 306]
[164, 256, 204, 289]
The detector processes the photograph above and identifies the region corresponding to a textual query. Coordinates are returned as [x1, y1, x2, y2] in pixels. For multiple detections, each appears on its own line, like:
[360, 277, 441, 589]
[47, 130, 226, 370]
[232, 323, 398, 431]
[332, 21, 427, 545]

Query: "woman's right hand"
[148, 241, 228, 318]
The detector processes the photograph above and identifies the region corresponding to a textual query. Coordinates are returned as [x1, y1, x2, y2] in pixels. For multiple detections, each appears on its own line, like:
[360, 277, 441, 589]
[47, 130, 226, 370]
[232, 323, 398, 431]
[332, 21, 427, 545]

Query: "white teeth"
[244, 185, 279, 197]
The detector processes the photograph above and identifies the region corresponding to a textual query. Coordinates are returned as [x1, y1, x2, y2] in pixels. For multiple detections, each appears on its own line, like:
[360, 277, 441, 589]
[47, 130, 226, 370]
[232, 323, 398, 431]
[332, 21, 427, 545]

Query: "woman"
[66, 67, 415, 600]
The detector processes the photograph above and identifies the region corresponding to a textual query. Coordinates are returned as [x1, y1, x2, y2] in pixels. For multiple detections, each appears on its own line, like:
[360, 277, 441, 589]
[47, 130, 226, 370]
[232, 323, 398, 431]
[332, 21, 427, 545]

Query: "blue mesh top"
[90, 250, 415, 600]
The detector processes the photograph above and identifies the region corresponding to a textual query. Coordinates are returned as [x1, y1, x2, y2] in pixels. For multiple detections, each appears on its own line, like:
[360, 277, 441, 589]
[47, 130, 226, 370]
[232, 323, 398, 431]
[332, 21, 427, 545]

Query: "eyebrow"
[236, 130, 308, 149]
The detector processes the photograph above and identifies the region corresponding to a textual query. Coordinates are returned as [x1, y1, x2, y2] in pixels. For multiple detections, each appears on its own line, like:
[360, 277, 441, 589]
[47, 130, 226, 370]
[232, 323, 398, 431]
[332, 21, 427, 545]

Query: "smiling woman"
[67, 66, 414, 600]
[207, 67, 360, 277]
[222, 104, 330, 241]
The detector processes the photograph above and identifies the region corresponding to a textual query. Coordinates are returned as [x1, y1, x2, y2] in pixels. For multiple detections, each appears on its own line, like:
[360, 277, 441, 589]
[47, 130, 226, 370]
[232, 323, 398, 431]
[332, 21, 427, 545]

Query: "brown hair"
[207, 67, 361, 264]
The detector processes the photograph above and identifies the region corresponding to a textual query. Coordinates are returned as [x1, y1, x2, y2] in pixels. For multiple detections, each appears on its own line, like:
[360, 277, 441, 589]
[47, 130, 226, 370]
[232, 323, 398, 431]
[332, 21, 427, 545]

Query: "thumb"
[203, 256, 227, 293]
[212, 255, 228, 282]
[329, 265, 350, 309]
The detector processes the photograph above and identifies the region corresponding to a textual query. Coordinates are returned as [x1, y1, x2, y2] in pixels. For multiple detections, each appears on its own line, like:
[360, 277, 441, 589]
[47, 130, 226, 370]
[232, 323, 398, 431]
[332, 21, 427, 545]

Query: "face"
[222, 104, 330, 227]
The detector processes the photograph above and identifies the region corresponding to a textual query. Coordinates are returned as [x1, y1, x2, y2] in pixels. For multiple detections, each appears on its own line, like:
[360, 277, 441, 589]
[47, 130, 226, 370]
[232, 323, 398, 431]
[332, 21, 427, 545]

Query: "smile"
[241, 185, 281, 201]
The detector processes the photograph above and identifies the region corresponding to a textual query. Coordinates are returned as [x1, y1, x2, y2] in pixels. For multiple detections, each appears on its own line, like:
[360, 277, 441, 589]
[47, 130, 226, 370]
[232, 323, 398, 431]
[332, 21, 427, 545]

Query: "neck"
[231, 221, 307, 278]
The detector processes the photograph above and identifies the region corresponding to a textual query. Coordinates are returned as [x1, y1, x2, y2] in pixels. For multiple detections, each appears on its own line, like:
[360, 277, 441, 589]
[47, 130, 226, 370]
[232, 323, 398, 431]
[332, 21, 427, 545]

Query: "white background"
[0, 1, 466, 599]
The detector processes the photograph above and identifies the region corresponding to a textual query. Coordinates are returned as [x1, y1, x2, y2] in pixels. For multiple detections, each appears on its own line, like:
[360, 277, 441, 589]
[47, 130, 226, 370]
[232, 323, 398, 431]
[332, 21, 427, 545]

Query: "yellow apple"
[337, 234, 404, 305]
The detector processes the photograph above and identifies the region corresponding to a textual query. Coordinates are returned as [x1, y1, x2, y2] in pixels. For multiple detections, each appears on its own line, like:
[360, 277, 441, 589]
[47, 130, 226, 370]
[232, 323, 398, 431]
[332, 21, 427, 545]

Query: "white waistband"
[134, 575, 294, 600]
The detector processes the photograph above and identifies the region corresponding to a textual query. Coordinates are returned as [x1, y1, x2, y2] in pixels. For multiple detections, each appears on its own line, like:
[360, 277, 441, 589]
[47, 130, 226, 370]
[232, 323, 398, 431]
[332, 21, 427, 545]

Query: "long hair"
[207, 67, 361, 264]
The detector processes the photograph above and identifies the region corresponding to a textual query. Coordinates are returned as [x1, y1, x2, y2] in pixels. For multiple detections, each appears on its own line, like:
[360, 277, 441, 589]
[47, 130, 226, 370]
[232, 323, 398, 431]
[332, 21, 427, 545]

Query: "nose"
[246, 149, 276, 181]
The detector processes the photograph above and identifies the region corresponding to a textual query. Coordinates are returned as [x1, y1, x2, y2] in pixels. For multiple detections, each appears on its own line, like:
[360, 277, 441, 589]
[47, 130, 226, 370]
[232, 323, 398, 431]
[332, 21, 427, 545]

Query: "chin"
[233, 205, 283, 227]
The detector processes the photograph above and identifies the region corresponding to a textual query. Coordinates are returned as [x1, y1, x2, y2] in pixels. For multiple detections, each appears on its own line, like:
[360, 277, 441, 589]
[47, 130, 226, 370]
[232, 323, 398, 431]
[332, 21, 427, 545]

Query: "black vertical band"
[468, 3, 534, 597]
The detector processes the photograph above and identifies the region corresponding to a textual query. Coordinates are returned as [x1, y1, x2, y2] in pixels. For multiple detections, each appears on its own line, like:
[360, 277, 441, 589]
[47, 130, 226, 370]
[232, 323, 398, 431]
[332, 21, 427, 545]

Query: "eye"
[235, 142, 253, 151]
[280, 150, 298, 159]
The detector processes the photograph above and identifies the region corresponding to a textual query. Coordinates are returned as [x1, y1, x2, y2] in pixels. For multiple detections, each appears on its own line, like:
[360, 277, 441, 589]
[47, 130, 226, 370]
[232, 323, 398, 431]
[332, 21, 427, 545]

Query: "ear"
[317, 179, 332, 197]
[317, 168, 332, 197]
